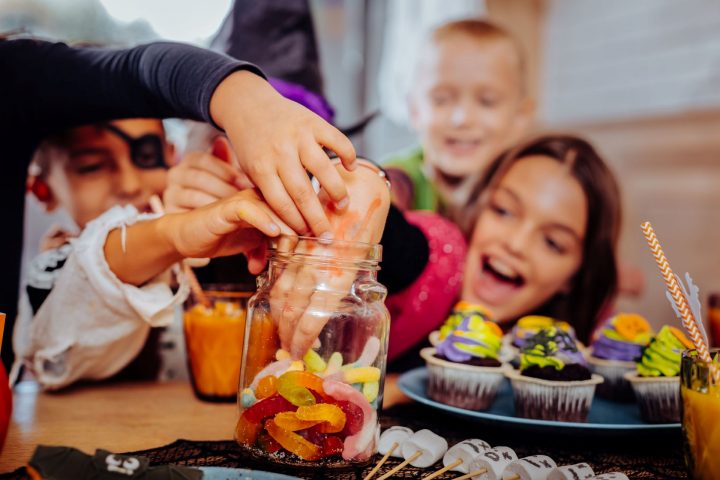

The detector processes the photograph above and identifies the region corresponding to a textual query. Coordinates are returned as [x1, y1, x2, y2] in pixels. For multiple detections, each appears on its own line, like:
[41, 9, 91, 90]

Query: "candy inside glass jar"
[235, 236, 389, 467]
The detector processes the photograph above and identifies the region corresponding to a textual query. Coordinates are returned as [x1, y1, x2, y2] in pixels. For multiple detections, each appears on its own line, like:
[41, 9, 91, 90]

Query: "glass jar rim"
[268, 235, 382, 263]
[682, 347, 720, 363]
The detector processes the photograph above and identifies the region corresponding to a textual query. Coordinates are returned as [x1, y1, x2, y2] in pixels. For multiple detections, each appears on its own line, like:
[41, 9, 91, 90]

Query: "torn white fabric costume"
[14, 205, 189, 390]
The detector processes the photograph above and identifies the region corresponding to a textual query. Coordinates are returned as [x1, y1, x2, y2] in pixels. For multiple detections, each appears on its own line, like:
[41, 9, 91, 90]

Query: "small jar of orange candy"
[236, 236, 390, 467]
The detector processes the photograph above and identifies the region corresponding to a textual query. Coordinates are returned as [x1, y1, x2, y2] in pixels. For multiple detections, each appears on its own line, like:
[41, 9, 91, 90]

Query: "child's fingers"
[313, 120, 356, 171]
[290, 294, 331, 359]
[278, 164, 333, 237]
[253, 171, 310, 235]
[246, 243, 268, 274]
[186, 152, 240, 183]
[301, 139, 348, 208]
[210, 136, 233, 163]
[164, 185, 219, 211]
[220, 197, 280, 237]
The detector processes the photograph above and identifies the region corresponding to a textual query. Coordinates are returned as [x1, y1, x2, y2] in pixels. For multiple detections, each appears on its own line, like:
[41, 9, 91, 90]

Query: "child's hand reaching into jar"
[270, 159, 391, 358]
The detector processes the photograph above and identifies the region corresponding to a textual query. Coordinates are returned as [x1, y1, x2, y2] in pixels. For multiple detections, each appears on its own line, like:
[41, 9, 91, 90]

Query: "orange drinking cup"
[681, 348, 720, 479]
[183, 285, 253, 402]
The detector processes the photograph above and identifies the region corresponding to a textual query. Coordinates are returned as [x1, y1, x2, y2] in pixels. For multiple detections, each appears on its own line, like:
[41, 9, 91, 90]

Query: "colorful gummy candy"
[296, 404, 346, 433]
[237, 336, 382, 462]
[265, 419, 322, 461]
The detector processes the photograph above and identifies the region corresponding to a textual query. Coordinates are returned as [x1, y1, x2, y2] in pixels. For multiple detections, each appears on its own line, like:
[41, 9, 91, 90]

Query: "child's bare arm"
[105, 189, 292, 286]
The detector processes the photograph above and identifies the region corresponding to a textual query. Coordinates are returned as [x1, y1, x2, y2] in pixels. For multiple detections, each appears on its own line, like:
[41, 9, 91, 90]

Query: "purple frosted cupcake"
[422, 304, 508, 411]
[506, 327, 603, 422]
[588, 313, 653, 401]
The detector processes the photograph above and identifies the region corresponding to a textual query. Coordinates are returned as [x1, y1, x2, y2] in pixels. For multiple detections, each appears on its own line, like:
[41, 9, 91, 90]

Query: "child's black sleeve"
[0, 39, 263, 138]
[378, 204, 430, 295]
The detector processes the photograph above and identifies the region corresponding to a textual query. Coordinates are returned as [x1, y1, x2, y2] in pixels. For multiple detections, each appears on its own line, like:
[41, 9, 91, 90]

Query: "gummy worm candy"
[265, 419, 322, 461]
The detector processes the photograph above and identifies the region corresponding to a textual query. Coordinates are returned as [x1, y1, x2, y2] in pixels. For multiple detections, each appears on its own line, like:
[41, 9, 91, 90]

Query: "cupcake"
[588, 313, 653, 401]
[624, 325, 693, 423]
[422, 303, 508, 410]
[509, 316, 577, 350]
[506, 327, 603, 422]
[429, 301, 493, 346]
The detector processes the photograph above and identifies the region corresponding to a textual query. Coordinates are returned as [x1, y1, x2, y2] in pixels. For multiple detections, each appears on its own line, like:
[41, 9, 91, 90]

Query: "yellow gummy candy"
[343, 366, 381, 384]
[275, 349, 291, 361]
[303, 349, 327, 373]
[323, 352, 343, 376]
[287, 360, 305, 372]
[363, 381, 379, 403]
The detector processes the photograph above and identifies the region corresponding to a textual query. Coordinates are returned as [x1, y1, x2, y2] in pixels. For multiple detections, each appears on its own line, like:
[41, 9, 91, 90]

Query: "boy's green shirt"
[383, 146, 440, 212]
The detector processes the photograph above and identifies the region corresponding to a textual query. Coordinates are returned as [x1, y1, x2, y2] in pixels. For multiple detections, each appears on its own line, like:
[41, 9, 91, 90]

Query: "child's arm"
[105, 189, 292, 286]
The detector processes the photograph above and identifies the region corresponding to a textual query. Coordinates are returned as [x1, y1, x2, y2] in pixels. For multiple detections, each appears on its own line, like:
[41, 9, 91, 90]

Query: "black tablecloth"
[2, 402, 688, 479]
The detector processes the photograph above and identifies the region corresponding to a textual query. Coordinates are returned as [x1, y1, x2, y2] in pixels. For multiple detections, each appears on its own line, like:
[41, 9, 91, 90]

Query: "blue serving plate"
[199, 467, 300, 480]
[398, 367, 681, 432]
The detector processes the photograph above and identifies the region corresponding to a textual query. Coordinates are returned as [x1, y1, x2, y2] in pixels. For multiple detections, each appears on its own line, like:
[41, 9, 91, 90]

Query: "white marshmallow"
[502, 455, 556, 480]
[588, 474, 628, 480]
[467, 446, 518, 480]
[547, 463, 595, 480]
[443, 439, 491, 473]
[378, 427, 412, 457]
[400, 429, 448, 468]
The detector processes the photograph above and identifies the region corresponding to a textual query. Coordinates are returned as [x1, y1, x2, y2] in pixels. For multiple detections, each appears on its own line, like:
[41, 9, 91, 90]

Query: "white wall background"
[542, 0, 720, 125]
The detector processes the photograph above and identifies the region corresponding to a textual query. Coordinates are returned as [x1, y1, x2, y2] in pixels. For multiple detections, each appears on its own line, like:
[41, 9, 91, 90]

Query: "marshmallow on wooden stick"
[455, 446, 517, 480]
[364, 427, 413, 480]
[444, 439, 491, 473]
[376, 429, 447, 480]
[547, 463, 595, 480]
[422, 439, 490, 479]
[503, 455, 557, 480]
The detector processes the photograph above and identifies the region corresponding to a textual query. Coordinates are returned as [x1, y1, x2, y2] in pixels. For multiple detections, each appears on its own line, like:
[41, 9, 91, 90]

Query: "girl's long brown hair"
[464, 134, 621, 343]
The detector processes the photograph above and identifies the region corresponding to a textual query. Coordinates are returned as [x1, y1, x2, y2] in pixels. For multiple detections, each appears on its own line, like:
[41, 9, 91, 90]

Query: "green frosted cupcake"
[624, 325, 693, 423]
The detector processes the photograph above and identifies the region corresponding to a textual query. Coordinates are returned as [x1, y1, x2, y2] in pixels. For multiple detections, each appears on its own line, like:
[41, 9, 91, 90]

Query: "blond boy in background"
[385, 19, 534, 231]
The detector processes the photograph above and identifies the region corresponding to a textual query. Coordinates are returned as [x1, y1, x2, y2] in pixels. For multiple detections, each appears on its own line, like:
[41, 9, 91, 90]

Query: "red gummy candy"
[236, 413, 262, 446]
[335, 400, 364, 436]
[296, 424, 326, 446]
[257, 430, 283, 454]
[322, 436, 344, 457]
[244, 394, 295, 423]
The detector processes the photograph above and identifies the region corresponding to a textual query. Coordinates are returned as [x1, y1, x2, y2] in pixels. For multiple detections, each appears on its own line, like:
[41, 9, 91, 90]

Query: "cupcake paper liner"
[421, 347, 509, 411]
[505, 369, 604, 422]
[623, 371, 680, 423]
[587, 356, 636, 402]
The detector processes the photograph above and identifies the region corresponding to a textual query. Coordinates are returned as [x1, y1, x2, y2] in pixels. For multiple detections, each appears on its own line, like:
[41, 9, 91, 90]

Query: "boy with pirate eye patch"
[12, 118, 177, 387]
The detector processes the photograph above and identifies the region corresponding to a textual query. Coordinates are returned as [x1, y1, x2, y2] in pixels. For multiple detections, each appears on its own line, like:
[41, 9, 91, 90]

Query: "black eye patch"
[101, 123, 167, 170]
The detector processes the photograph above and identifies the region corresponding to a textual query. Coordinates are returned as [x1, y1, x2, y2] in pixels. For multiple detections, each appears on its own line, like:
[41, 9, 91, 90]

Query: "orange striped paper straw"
[641, 222, 718, 381]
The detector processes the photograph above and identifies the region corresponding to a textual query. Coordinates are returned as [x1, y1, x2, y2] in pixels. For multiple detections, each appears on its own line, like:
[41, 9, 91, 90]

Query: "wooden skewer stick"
[363, 442, 398, 480]
[375, 450, 423, 480]
[453, 467, 488, 480]
[505, 475, 520, 480]
[421, 458, 463, 480]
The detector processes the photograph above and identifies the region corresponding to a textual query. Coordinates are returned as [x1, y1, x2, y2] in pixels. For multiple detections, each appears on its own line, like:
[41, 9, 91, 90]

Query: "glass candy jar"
[235, 236, 389, 468]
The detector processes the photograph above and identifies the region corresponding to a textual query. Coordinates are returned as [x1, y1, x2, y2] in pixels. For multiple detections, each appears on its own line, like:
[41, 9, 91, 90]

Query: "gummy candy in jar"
[235, 236, 390, 468]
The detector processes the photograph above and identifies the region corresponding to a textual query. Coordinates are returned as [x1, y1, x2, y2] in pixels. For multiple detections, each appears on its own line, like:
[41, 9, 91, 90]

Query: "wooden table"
[1, 380, 237, 473]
